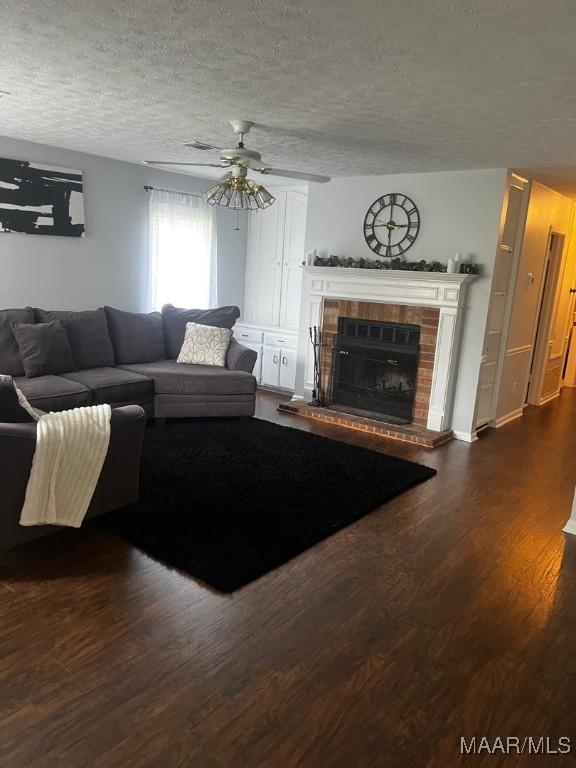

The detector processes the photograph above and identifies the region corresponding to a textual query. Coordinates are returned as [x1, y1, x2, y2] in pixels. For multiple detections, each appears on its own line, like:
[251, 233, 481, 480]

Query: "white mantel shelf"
[295, 266, 476, 435]
[302, 266, 474, 309]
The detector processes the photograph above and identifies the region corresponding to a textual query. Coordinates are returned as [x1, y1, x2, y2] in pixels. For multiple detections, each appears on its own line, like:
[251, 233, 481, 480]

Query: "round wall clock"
[363, 194, 420, 257]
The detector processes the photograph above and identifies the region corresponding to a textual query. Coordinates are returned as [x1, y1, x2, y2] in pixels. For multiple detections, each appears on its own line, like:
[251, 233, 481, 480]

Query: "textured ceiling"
[1, 0, 576, 195]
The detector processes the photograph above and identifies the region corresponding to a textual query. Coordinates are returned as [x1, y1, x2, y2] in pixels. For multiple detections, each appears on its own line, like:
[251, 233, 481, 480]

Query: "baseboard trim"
[257, 384, 294, 395]
[452, 430, 478, 443]
[563, 519, 576, 536]
[493, 408, 524, 428]
[539, 391, 560, 406]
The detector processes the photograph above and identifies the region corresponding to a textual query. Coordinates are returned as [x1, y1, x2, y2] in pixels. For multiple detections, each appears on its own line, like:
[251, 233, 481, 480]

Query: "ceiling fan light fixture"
[205, 171, 275, 210]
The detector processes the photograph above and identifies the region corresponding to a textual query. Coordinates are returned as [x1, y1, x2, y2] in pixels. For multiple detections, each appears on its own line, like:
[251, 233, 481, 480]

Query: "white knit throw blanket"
[20, 404, 112, 528]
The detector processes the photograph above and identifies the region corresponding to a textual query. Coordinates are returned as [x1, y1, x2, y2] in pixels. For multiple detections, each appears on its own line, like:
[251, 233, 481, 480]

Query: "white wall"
[304, 169, 508, 437]
[0, 136, 247, 312]
[496, 182, 575, 419]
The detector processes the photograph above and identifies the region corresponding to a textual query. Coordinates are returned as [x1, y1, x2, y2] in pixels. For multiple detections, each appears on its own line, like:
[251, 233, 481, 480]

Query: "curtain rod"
[144, 185, 204, 199]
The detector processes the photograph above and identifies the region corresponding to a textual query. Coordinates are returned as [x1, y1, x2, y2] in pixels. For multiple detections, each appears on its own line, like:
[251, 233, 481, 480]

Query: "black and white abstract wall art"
[0, 157, 85, 237]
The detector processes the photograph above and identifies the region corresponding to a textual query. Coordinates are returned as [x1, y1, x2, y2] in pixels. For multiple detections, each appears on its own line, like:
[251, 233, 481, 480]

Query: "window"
[148, 188, 217, 311]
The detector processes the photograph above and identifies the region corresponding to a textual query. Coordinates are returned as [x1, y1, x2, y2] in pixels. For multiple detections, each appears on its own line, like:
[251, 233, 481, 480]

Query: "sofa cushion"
[35, 308, 115, 370]
[162, 304, 240, 359]
[61, 367, 154, 406]
[119, 360, 256, 396]
[12, 321, 77, 378]
[105, 306, 166, 364]
[0, 307, 34, 376]
[14, 375, 92, 412]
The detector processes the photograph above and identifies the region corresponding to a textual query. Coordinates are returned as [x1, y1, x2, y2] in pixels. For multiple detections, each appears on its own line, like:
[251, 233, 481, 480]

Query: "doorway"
[526, 231, 569, 405]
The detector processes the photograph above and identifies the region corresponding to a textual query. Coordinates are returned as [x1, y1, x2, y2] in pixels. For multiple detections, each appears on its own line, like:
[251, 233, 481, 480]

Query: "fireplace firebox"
[329, 317, 421, 424]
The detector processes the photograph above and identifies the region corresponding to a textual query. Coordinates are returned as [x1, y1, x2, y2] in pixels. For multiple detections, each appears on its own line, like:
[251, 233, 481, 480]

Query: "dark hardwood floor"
[1, 390, 576, 767]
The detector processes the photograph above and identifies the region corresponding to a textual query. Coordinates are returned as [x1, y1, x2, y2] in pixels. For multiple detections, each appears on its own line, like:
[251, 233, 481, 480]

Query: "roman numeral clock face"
[363, 194, 420, 258]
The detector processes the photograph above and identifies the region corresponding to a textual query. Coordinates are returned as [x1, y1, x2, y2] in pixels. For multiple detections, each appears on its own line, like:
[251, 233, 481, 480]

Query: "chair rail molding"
[294, 266, 475, 435]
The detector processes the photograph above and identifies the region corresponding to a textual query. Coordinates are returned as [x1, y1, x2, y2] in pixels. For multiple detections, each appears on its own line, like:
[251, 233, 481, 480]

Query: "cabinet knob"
[282, 356, 287, 365]
[273, 354, 279, 364]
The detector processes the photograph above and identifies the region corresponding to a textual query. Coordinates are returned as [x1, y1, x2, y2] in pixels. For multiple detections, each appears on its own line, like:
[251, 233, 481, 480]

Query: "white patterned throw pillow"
[177, 322, 232, 367]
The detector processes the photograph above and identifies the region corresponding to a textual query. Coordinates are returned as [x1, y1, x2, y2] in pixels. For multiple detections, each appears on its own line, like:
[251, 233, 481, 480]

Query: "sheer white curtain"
[147, 188, 217, 311]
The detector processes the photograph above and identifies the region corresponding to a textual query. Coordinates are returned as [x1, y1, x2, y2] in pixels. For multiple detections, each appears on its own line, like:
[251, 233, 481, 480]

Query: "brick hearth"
[278, 399, 453, 449]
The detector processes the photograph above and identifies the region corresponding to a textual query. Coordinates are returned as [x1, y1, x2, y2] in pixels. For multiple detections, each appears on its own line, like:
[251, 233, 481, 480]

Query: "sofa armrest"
[226, 337, 257, 373]
[0, 421, 38, 441]
[109, 404, 146, 428]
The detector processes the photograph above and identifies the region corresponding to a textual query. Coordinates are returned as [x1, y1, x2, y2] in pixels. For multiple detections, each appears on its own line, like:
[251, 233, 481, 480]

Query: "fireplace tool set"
[308, 325, 325, 407]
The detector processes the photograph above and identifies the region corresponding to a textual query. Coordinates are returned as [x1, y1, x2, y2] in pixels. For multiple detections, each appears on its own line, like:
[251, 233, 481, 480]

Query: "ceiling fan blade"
[257, 167, 331, 183]
[143, 161, 229, 167]
[182, 141, 222, 151]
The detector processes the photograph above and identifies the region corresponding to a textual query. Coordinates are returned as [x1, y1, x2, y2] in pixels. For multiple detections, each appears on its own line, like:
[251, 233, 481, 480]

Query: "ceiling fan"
[144, 120, 331, 210]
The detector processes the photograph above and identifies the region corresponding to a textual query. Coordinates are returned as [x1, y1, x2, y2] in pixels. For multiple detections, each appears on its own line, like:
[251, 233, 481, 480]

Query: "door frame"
[561, 247, 576, 388]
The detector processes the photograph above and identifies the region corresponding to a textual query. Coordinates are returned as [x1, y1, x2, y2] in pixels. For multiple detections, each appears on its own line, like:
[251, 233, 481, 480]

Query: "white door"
[279, 190, 307, 329]
[244, 194, 286, 326]
[279, 348, 297, 390]
[476, 179, 528, 428]
[526, 232, 569, 404]
[261, 346, 280, 387]
[476, 246, 516, 426]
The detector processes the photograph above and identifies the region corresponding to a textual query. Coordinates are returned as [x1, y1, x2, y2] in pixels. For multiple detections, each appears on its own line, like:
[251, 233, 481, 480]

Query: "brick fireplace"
[282, 266, 475, 445]
[320, 299, 440, 427]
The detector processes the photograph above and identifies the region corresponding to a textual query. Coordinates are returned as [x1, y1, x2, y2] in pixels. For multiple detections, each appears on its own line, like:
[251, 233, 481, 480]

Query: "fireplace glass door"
[330, 318, 420, 424]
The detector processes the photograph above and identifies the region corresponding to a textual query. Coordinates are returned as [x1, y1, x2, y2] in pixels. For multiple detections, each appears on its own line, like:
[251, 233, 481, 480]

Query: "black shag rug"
[103, 418, 436, 592]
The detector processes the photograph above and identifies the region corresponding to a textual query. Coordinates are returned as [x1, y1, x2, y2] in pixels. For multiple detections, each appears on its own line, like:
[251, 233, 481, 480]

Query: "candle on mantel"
[447, 253, 463, 273]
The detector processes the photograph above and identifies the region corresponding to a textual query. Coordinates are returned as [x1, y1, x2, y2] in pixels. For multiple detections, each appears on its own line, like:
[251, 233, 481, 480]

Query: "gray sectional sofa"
[0, 303, 257, 418]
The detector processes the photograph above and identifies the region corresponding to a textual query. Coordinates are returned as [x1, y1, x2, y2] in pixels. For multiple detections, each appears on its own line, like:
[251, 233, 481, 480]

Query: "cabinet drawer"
[235, 326, 264, 344]
[264, 332, 297, 349]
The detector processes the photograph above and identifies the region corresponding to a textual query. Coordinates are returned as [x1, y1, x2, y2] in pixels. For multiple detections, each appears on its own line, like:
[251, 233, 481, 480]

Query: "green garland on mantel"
[313, 254, 480, 275]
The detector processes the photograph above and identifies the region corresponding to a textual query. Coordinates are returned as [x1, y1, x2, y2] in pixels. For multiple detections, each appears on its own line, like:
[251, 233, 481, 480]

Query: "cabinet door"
[261, 346, 280, 387]
[279, 348, 297, 391]
[244, 196, 285, 325]
[279, 191, 307, 329]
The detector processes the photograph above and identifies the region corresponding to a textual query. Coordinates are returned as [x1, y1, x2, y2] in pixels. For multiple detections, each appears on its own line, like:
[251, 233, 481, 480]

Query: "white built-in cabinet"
[235, 188, 307, 392]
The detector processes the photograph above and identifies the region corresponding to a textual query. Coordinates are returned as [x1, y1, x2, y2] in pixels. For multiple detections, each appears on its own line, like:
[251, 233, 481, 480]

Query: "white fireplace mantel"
[294, 267, 475, 433]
